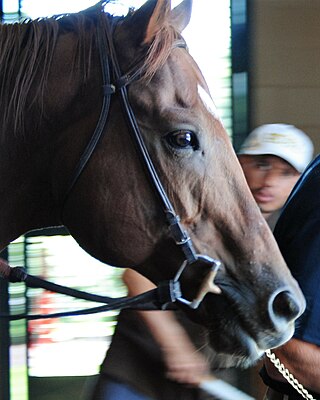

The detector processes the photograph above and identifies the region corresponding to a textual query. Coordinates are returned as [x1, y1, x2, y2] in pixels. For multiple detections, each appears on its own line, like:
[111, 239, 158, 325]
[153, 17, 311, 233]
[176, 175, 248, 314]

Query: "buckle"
[173, 255, 222, 309]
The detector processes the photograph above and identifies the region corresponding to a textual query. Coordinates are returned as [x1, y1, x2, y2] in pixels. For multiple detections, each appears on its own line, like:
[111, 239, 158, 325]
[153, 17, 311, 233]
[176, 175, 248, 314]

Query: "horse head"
[0, 0, 305, 368]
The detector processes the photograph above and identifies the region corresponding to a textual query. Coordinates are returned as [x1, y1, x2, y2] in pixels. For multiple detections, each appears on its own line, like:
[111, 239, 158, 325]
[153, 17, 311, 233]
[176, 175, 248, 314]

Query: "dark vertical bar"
[1, 2, 24, 398]
[231, 0, 250, 151]
[0, 0, 3, 21]
[0, 2, 10, 398]
[0, 248, 11, 400]
[25, 237, 30, 400]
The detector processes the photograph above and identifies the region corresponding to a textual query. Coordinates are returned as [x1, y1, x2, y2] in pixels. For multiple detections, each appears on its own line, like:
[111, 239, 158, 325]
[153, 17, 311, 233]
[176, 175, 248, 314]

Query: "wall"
[249, 0, 320, 152]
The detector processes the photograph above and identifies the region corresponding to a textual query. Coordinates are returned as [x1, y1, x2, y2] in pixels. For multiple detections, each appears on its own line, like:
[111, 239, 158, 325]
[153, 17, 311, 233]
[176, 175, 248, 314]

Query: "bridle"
[0, 7, 221, 320]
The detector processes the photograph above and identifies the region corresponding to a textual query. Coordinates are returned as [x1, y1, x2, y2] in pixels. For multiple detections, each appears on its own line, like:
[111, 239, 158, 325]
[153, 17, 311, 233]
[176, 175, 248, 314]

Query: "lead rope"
[265, 350, 316, 400]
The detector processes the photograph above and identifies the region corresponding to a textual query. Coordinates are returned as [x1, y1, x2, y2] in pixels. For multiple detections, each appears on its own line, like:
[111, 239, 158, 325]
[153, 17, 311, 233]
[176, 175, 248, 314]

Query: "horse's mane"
[0, 4, 102, 136]
[0, 1, 181, 136]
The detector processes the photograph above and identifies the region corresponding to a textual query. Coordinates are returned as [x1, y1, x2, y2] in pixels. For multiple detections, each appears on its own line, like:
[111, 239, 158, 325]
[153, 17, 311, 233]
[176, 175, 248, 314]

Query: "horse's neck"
[0, 137, 60, 249]
[0, 100, 100, 249]
[0, 29, 102, 251]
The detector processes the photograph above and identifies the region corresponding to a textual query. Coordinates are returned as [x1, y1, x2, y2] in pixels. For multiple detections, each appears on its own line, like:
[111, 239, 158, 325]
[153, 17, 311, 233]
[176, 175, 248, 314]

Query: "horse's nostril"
[271, 290, 301, 321]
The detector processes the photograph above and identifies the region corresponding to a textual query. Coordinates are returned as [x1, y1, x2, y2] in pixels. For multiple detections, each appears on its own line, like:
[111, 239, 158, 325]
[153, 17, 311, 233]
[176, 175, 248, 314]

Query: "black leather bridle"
[61, 12, 199, 265]
[0, 8, 221, 320]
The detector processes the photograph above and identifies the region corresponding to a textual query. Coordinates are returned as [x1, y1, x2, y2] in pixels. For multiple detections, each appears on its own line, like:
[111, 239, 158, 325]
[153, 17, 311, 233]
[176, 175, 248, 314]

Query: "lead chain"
[265, 350, 317, 400]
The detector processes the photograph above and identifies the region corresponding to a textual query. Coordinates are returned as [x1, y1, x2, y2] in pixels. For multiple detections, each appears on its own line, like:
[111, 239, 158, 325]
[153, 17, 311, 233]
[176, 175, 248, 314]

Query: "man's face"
[238, 155, 301, 218]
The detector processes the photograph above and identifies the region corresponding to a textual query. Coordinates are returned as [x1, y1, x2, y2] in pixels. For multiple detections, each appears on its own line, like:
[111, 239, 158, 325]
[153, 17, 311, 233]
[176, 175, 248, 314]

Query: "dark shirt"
[260, 154, 320, 398]
[273, 154, 320, 345]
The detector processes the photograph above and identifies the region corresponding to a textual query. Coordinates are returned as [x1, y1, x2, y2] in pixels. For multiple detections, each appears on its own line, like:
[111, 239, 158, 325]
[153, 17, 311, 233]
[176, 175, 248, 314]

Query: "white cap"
[238, 124, 314, 173]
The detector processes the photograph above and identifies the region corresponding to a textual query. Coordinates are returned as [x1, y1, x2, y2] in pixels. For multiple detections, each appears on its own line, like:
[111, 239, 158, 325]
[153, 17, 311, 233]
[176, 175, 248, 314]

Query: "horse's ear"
[144, 0, 171, 44]
[123, 0, 170, 46]
[142, 0, 193, 42]
[170, 0, 192, 33]
[122, 0, 192, 46]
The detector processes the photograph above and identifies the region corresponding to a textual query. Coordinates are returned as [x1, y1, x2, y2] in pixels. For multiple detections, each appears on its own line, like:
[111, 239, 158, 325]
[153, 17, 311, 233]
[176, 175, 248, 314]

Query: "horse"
[0, 0, 305, 368]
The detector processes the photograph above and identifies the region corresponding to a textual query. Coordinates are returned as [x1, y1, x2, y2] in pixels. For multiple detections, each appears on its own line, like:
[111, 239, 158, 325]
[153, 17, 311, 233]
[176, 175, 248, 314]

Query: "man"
[238, 123, 314, 229]
[237, 123, 314, 399]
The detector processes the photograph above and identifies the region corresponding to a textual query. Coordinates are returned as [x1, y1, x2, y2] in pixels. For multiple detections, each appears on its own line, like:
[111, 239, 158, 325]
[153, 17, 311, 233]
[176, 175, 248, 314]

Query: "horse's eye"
[166, 130, 199, 150]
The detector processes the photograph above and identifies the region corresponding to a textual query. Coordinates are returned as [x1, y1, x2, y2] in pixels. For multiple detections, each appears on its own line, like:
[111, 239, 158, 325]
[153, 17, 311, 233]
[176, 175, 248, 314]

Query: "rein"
[0, 7, 221, 320]
[0, 259, 180, 320]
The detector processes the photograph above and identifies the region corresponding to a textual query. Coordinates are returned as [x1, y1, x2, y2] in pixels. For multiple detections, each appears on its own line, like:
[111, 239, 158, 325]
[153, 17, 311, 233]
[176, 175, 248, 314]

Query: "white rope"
[265, 350, 317, 400]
